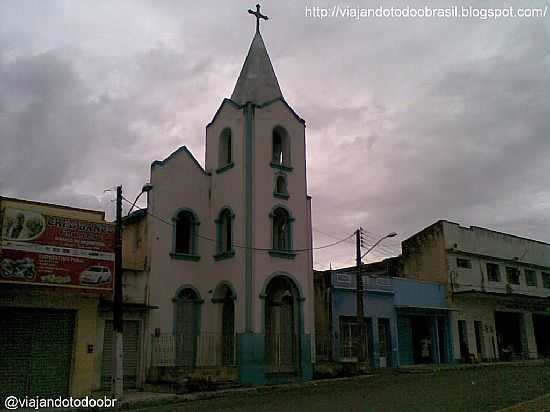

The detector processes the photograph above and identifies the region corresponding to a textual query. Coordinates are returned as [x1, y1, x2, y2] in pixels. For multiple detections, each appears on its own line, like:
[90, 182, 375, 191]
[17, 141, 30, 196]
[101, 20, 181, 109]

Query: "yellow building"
[0, 196, 114, 399]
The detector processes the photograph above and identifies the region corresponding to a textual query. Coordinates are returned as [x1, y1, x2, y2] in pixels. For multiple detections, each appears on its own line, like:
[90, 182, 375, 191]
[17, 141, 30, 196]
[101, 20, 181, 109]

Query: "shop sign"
[1, 207, 114, 290]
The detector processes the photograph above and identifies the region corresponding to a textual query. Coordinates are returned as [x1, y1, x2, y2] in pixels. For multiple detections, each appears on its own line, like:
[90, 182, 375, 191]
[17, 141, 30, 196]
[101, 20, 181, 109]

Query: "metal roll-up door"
[0, 307, 75, 401]
[101, 320, 140, 389]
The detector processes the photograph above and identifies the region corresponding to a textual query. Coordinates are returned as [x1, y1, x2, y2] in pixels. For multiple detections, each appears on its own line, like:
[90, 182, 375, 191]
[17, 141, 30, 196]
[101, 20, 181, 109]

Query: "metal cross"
[248, 4, 268, 33]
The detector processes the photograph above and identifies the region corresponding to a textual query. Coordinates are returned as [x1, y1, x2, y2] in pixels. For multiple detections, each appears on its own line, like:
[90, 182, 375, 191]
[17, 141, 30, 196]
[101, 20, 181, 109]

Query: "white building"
[118, 9, 315, 387]
[402, 220, 550, 363]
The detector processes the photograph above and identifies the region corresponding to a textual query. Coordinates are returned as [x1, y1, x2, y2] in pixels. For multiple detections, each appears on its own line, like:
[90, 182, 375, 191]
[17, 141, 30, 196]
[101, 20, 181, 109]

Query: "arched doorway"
[213, 283, 236, 366]
[264, 276, 300, 374]
[221, 287, 235, 366]
[174, 287, 200, 368]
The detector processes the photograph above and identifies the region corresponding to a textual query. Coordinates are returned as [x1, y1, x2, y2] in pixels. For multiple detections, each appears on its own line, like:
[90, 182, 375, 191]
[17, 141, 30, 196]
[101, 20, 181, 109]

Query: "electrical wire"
[313, 228, 356, 245]
[121, 196, 354, 253]
[313, 226, 401, 258]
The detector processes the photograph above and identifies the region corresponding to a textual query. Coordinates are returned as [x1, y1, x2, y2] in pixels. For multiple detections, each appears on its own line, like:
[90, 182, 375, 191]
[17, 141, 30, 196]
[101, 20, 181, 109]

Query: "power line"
[313, 226, 401, 258]
[313, 227, 356, 245]
[359, 228, 402, 254]
[121, 196, 353, 253]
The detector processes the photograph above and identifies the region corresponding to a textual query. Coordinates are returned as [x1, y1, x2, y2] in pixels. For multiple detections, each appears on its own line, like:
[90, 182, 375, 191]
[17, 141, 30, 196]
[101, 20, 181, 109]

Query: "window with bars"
[525, 269, 537, 287]
[486, 263, 500, 282]
[506, 267, 520, 285]
[457, 258, 472, 269]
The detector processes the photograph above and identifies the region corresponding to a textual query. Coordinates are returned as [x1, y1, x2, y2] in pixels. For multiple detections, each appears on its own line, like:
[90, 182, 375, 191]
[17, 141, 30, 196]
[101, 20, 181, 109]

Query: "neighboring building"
[402, 220, 550, 362]
[93, 208, 152, 391]
[0, 196, 114, 399]
[314, 258, 453, 370]
[124, 15, 314, 387]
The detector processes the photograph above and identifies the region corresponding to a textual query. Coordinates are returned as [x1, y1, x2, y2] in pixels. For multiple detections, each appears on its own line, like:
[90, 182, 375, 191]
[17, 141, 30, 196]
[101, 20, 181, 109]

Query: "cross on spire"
[248, 4, 268, 33]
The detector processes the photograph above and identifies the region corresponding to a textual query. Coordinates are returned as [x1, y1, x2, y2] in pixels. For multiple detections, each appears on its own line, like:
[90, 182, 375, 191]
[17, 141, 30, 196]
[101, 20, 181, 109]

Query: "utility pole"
[355, 227, 366, 363]
[355, 229, 397, 365]
[113, 185, 124, 399]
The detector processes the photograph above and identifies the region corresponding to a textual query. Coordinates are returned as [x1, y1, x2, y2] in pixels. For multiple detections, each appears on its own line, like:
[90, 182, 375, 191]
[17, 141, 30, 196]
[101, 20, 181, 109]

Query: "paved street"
[132, 364, 550, 412]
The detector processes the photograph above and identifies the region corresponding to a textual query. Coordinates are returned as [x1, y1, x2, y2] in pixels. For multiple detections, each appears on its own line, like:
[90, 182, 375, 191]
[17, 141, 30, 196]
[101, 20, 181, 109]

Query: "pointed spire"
[231, 9, 283, 106]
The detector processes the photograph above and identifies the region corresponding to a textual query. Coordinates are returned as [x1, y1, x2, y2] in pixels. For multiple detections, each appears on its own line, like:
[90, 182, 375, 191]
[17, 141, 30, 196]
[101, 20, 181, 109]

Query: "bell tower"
[205, 4, 314, 384]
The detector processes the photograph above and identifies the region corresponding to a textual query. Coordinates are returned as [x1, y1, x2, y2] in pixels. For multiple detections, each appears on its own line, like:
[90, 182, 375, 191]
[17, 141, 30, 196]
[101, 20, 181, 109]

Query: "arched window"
[272, 127, 291, 169]
[215, 208, 235, 260]
[272, 207, 292, 251]
[218, 128, 232, 169]
[274, 174, 288, 198]
[172, 209, 200, 260]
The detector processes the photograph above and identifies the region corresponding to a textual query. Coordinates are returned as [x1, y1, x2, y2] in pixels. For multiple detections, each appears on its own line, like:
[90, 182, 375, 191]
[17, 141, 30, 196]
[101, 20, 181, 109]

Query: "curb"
[50, 374, 374, 411]
[118, 374, 374, 410]
[396, 360, 550, 374]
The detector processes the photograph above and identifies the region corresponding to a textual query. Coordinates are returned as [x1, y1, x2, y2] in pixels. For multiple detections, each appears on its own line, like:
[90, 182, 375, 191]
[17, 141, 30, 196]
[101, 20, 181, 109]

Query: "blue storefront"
[321, 270, 452, 368]
[393, 277, 454, 366]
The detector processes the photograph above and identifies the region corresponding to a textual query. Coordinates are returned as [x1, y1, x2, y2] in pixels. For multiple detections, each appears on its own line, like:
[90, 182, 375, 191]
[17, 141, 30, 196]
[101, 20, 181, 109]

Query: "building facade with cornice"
[402, 220, 550, 362]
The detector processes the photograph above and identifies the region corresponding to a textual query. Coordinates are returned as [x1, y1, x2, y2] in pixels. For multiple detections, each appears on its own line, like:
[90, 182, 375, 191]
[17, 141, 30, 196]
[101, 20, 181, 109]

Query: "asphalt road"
[133, 364, 550, 412]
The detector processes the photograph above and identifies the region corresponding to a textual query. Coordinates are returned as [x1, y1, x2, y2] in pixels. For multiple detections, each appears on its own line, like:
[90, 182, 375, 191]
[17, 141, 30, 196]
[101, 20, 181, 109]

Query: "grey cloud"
[1, 1, 548, 269]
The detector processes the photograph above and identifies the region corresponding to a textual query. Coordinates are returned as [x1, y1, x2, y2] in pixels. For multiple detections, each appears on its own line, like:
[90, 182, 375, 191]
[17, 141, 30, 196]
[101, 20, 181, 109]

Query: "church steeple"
[231, 5, 283, 106]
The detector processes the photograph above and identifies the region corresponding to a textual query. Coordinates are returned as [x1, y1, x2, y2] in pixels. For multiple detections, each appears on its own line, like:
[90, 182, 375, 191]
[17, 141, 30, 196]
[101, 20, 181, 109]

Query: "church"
[120, 5, 315, 386]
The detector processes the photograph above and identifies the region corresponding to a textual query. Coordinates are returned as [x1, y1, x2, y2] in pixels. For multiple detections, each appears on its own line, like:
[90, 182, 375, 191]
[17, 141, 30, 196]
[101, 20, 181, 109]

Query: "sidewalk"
[54, 359, 550, 411]
[397, 359, 550, 374]
[55, 374, 374, 411]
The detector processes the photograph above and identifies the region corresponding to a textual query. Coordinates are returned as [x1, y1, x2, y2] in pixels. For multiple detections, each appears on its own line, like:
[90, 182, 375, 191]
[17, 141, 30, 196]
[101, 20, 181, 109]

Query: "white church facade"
[122, 8, 315, 386]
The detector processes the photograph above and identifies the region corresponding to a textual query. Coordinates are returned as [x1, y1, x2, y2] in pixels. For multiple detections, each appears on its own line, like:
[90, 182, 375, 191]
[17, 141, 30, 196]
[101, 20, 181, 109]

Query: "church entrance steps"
[145, 365, 240, 394]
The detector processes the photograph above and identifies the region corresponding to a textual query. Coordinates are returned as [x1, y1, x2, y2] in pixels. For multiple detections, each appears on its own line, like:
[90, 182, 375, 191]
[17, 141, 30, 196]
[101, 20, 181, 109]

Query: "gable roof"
[151, 145, 209, 175]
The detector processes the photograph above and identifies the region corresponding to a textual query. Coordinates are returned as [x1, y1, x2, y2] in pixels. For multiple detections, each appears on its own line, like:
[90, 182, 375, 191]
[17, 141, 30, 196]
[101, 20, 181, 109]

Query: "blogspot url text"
[305, 5, 548, 20]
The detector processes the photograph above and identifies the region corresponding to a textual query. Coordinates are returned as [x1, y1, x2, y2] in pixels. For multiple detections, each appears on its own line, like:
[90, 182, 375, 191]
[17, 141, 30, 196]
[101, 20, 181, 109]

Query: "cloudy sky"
[1, 0, 549, 269]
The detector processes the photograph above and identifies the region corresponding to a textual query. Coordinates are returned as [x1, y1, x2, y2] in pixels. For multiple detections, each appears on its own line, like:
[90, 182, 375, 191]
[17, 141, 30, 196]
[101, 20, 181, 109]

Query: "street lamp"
[127, 183, 153, 215]
[112, 183, 152, 400]
[355, 229, 397, 365]
[361, 232, 397, 260]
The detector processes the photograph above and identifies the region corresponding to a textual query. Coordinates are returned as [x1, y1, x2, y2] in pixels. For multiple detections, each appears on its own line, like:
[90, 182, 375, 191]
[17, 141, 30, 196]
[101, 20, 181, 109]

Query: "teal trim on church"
[143, 4, 314, 393]
[237, 332, 313, 385]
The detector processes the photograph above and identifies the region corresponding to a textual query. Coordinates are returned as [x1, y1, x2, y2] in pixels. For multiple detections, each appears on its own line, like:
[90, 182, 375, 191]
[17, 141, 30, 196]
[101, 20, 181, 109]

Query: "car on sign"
[80, 266, 112, 285]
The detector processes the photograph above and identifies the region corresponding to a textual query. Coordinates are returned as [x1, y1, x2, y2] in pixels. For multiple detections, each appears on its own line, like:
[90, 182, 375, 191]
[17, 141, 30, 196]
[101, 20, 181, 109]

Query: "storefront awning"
[98, 301, 159, 312]
[395, 305, 455, 314]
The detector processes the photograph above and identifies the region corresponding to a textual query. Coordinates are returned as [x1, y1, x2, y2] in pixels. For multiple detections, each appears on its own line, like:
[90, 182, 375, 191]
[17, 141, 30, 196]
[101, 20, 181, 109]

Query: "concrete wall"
[443, 221, 550, 267]
[123, 213, 147, 272]
[147, 146, 214, 336]
[402, 222, 448, 284]
[442, 221, 550, 298]
[313, 272, 331, 339]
